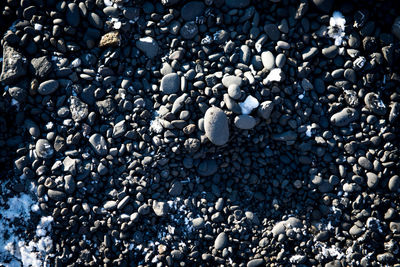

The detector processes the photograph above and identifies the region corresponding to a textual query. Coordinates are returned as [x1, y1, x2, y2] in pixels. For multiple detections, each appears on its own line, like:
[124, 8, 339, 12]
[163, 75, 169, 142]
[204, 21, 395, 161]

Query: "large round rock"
[204, 107, 229, 146]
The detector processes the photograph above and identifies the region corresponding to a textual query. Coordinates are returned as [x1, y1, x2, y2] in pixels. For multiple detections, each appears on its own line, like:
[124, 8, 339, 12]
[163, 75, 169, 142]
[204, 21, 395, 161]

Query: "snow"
[328, 11, 346, 46]
[149, 118, 163, 134]
[239, 95, 259, 115]
[305, 125, 313, 137]
[265, 68, 283, 83]
[104, 0, 113, 6]
[0, 189, 53, 266]
[34, 24, 43, 31]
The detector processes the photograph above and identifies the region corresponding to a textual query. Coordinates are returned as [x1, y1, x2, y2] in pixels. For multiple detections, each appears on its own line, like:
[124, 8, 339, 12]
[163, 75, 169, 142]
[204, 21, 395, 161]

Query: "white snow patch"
[239, 95, 259, 115]
[289, 254, 304, 263]
[315, 241, 344, 260]
[305, 125, 313, 137]
[149, 117, 163, 134]
[265, 68, 283, 83]
[328, 11, 346, 46]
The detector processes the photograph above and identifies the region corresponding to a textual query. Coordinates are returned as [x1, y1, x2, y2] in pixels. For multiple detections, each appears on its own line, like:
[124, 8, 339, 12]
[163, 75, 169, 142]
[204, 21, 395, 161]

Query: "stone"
[247, 259, 265, 267]
[234, 115, 256, 129]
[240, 45, 251, 65]
[171, 93, 188, 114]
[198, 159, 218, 176]
[261, 51, 275, 70]
[69, 96, 88, 122]
[35, 139, 54, 159]
[152, 201, 169, 216]
[38, 80, 59, 95]
[180, 21, 198, 40]
[264, 24, 280, 41]
[169, 181, 183, 196]
[160, 73, 180, 94]
[113, 120, 127, 138]
[214, 232, 228, 250]
[96, 98, 115, 116]
[66, 3, 80, 27]
[364, 93, 387, 116]
[0, 45, 27, 84]
[192, 218, 205, 229]
[330, 108, 359, 127]
[136, 37, 159, 58]
[181, 1, 205, 21]
[30, 56, 52, 78]
[99, 31, 121, 47]
[312, 0, 333, 13]
[322, 45, 338, 58]
[8, 86, 27, 102]
[64, 175, 76, 194]
[228, 84, 241, 100]
[258, 101, 274, 120]
[89, 133, 108, 156]
[302, 46, 319, 61]
[272, 131, 297, 141]
[48, 189, 66, 201]
[275, 53, 286, 68]
[388, 175, 399, 192]
[366, 172, 378, 189]
[222, 75, 242, 88]
[204, 107, 229, 146]
[225, 0, 250, 8]
[392, 17, 400, 40]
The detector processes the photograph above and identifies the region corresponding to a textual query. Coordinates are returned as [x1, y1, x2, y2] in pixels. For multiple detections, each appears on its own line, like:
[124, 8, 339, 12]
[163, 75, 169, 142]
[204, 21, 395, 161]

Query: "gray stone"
[152, 200, 169, 217]
[222, 75, 242, 88]
[330, 108, 359, 127]
[89, 133, 108, 156]
[63, 156, 78, 175]
[258, 101, 274, 120]
[302, 46, 319, 61]
[214, 232, 228, 250]
[272, 131, 297, 141]
[181, 1, 205, 21]
[69, 96, 88, 122]
[30, 56, 52, 78]
[160, 73, 180, 94]
[192, 217, 205, 229]
[48, 189, 66, 201]
[234, 115, 256, 129]
[38, 80, 59, 95]
[136, 37, 159, 58]
[0, 45, 27, 84]
[272, 217, 303, 237]
[88, 12, 103, 29]
[64, 175, 76, 194]
[204, 107, 229, 146]
[275, 53, 286, 68]
[180, 21, 198, 40]
[364, 92, 387, 116]
[389, 175, 400, 192]
[171, 93, 188, 114]
[198, 159, 218, 176]
[35, 139, 54, 159]
[247, 259, 265, 267]
[169, 181, 183, 196]
[322, 45, 338, 58]
[96, 98, 115, 116]
[223, 94, 241, 114]
[104, 200, 117, 210]
[261, 51, 275, 70]
[366, 172, 378, 188]
[228, 84, 241, 100]
[240, 45, 251, 65]
[358, 157, 373, 170]
[113, 120, 126, 138]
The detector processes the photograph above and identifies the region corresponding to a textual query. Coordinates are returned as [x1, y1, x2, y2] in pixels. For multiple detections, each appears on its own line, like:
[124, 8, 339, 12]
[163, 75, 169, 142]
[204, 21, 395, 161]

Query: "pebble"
[312, 0, 333, 12]
[47, 189, 66, 201]
[204, 107, 229, 146]
[66, 3, 80, 27]
[99, 31, 121, 47]
[234, 115, 256, 129]
[264, 24, 280, 41]
[322, 45, 338, 58]
[275, 53, 286, 68]
[302, 46, 319, 61]
[228, 84, 241, 100]
[30, 56, 52, 78]
[225, 0, 250, 8]
[388, 175, 400, 192]
[261, 51, 275, 70]
[214, 232, 228, 250]
[180, 22, 198, 39]
[197, 159, 218, 176]
[89, 133, 108, 156]
[247, 259, 265, 267]
[366, 172, 379, 188]
[160, 73, 180, 94]
[35, 139, 54, 159]
[222, 75, 243, 88]
[364, 92, 387, 116]
[69, 96, 88, 122]
[330, 108, 359, 127]
[136, 37, 159, 58]
[38, 80, 59, 95]
[152, 201, 169, 217]
[258, 101, 274, 120]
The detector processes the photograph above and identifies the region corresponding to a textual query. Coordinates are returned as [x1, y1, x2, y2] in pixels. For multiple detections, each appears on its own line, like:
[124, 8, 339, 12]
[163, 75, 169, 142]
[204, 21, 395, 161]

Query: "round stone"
[204, 107, 229, 146]
[35, 139, 54, 159]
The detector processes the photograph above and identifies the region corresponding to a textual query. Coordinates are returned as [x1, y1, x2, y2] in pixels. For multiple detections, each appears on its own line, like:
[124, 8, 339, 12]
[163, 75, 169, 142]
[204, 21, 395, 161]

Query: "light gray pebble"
[204, 107, 229, 146]
[234, 115, 256, 129]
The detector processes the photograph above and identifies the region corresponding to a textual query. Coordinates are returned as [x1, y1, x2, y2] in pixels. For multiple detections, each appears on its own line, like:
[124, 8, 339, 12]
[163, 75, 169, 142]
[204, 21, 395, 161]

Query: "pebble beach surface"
[0, 0, 400, 266]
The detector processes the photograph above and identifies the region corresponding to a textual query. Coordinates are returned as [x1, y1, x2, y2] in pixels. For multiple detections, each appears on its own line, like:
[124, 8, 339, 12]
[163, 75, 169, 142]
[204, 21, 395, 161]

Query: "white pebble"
[239, 95, 259, 115]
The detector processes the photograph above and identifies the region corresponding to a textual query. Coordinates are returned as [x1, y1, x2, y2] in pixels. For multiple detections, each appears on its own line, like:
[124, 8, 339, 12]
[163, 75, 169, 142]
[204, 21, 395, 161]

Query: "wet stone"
[35, 139, 54, 159]
[89, 133, 108, 156]
[38, 80, 59, 95]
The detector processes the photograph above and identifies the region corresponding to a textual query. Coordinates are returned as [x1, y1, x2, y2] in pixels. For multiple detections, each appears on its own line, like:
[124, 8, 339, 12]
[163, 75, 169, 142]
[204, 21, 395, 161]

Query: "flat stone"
[222, 75, 242, 88]
[204, 107, 229, 146]
[136, 37, 159, 58]
[234, 115, 256, 129]
[89, 133, 108, 156]
[160, 73, 180, 94]
[38, 80, 59, 95]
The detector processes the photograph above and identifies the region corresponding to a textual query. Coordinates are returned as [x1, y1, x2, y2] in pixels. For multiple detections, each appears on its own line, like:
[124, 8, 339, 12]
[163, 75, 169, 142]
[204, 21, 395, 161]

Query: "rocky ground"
[0, 0, 400, 266]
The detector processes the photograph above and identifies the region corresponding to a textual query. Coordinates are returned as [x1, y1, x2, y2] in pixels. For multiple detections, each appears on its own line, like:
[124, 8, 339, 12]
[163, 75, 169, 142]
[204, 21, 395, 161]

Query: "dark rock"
[330, 108, 359, 127]
[160, 73, 180, 94]
[181, 2, 205, 21]
[38, 80, 59, 95]
[136, 37, 159, 58]
[198, 159, 218, 176]
[89, 133, 108, 156]
[0, 45, 27, 84]
[30, 56, 52, 78]
[234, 115, 256, 129]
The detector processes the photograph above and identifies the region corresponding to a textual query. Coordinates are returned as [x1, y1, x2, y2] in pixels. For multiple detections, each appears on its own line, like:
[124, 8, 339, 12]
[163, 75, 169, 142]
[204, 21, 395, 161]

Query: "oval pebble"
[204, 107, 229, 146]
[330, 108, 359, 127]
[38, 80, 59, 95]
